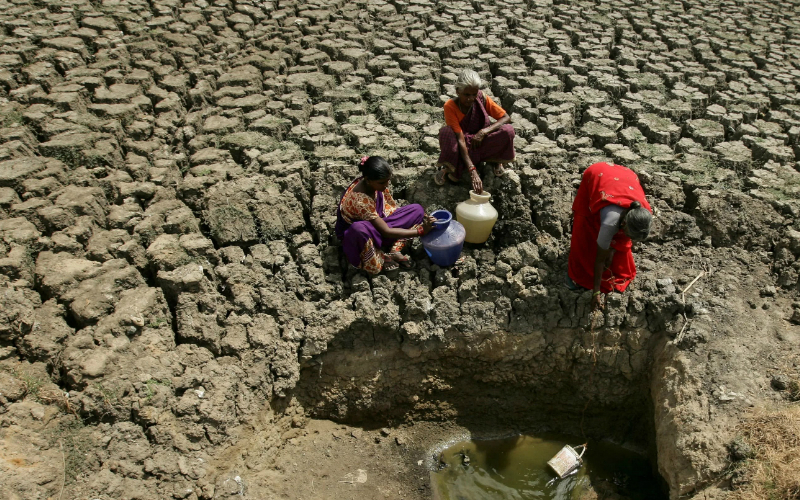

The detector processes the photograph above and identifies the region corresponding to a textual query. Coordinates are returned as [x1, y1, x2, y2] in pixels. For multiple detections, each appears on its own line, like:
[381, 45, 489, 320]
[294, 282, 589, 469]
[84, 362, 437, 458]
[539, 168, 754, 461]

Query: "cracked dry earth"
[1, 0, 800, 499]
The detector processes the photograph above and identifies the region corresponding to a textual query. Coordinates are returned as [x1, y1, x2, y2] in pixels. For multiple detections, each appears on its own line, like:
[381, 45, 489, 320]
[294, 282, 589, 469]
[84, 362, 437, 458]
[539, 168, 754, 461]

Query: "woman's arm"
[474, 114, 511, 143]
[456, 130, 483, 193]
[455, 130, 473, 169]
[370, 216, 432, 240]
[473, 102, 512, 147]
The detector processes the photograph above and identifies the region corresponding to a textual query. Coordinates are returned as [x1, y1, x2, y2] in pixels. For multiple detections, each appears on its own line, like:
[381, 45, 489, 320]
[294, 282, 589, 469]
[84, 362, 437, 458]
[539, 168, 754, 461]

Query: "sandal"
[433, 167, 451, 186]
[564, 271, 585, 291]
[435, 166, 459, 185]
[434, 167, 448, 185]
[493, 163, 506, 177]
[382, 259, 399, 272]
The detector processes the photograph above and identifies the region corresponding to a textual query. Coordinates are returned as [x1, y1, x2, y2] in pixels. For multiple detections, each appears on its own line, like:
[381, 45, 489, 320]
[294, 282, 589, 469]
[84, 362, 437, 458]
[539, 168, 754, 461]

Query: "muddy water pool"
[430, 434, 665, 500]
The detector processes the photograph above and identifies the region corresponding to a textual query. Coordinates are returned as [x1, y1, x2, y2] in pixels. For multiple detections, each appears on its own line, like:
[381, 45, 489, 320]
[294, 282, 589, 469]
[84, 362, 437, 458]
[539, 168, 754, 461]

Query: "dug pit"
[292, 311, 669, 497]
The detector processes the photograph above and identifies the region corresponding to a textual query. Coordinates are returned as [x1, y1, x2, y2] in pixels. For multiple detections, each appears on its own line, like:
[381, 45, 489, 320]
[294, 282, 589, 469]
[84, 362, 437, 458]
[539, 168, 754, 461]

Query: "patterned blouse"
[340, 181, 398, 223]
[339, 178, 404, 274]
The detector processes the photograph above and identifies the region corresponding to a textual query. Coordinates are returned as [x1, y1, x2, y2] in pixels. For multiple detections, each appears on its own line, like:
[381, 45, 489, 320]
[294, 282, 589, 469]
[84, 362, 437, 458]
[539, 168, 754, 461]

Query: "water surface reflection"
[431, 434, 664, 500]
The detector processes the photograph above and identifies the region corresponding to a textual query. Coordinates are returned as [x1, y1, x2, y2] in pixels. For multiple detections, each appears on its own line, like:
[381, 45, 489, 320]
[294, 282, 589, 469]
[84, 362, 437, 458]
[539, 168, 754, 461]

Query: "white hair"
[625, 201, 652, 241]
[455, 69, 482, 93]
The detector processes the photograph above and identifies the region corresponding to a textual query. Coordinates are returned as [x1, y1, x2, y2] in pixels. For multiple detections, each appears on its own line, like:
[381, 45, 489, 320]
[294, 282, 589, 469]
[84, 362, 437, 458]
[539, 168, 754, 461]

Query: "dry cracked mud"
[1, 0, 800, 499]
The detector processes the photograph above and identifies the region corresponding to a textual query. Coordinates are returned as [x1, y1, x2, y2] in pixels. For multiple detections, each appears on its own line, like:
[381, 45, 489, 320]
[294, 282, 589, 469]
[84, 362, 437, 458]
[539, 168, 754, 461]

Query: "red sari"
[568, 162, 652, 293]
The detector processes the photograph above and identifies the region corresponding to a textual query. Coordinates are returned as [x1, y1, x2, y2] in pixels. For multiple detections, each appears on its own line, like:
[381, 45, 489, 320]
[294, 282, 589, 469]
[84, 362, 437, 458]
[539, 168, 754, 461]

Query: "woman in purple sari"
[435, 69, 516, 193]
[336, 156, 435, 274]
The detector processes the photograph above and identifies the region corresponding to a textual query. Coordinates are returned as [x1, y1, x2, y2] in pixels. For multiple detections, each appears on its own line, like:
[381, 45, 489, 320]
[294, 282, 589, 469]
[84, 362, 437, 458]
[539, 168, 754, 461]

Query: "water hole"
[430, 434, 666, 500]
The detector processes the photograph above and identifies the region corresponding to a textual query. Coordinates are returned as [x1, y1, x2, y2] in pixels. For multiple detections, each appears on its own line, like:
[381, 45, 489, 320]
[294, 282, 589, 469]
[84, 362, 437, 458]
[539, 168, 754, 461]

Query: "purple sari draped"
[335, 177, 425, 269]
[438, 91, 516, 179]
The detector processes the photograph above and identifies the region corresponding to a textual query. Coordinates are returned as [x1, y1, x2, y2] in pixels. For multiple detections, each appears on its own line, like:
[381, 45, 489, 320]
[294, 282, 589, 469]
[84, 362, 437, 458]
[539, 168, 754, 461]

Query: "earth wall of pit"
[297, 324, 660, 443]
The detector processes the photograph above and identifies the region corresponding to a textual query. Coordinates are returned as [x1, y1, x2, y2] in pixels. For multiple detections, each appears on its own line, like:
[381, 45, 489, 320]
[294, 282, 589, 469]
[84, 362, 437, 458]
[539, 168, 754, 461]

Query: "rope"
[579, 300, 604, 443]
[579, 264, 616, 444]
[601, 270, 631, 291]
[675, 271, 705, 344]
[58, 439, 66, 500]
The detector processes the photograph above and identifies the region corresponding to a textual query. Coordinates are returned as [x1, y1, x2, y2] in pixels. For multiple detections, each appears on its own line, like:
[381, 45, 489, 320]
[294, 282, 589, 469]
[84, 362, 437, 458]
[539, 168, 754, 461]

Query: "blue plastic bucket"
[420, 210, 466, 267]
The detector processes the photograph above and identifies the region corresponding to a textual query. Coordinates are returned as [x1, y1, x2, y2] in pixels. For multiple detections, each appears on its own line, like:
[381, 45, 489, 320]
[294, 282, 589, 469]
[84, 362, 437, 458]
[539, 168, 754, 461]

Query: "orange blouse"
[443, 95, 506, 134]
[340, 180, 398, 224]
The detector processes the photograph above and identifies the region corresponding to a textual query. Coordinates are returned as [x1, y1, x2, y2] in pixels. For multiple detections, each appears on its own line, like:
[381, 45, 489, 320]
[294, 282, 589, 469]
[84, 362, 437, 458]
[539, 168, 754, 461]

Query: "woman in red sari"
[566, 162, 653, 311]
[435, 69, 515, 194]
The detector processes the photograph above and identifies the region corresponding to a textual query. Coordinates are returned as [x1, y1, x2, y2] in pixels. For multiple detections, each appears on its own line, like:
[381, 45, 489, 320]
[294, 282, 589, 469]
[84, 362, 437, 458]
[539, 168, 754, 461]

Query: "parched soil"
[1, 0, 800, 499]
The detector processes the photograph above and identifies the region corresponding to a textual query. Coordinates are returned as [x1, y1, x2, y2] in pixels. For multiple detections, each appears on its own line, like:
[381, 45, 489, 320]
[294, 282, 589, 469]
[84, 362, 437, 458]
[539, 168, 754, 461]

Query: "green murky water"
[431, 434, 665, 500]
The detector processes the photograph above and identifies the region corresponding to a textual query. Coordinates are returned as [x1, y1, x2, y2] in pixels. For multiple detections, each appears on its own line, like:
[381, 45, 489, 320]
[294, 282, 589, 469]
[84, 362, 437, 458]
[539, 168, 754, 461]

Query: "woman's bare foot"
[389, 252, 415, 269]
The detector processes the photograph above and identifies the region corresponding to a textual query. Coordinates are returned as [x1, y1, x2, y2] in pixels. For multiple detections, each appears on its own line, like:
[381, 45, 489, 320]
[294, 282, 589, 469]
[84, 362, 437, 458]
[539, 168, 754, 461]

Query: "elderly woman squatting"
[435, 69, 516, 193]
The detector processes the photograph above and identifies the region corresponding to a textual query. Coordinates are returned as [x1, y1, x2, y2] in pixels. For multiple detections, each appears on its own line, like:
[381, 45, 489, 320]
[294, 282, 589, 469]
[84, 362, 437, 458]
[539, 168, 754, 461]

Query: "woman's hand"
[472, 129, 487, 148]
[471, 168, 483, 194]
[591, 292, 604, 312]
[421, 215, 436, 235]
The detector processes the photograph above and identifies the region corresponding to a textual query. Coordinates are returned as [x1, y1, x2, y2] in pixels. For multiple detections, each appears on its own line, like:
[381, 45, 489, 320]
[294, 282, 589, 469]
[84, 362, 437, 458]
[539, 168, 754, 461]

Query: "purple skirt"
[339, 204, 425, 269]
[438, 124, 516, 179]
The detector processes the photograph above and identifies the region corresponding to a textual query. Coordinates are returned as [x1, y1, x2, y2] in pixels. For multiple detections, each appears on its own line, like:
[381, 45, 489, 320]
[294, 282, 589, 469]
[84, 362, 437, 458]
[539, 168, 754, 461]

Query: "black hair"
[359, 156, 393, 181]
[625, 201, 652, 241]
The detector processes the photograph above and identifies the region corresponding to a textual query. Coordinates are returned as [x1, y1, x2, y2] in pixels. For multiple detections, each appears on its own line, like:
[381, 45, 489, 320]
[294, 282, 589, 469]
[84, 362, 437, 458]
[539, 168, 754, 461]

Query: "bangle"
[592, 291, 602, 297]
[417, 226, 424, 236]
[468, 166, 476, 172]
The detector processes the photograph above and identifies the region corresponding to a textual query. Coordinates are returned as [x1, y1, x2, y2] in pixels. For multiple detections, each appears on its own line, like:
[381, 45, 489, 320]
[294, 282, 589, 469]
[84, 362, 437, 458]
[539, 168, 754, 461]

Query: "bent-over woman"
[435, 69, 516, 193]
[566, 162, 653, 311]
[336, 156, 435, 274]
